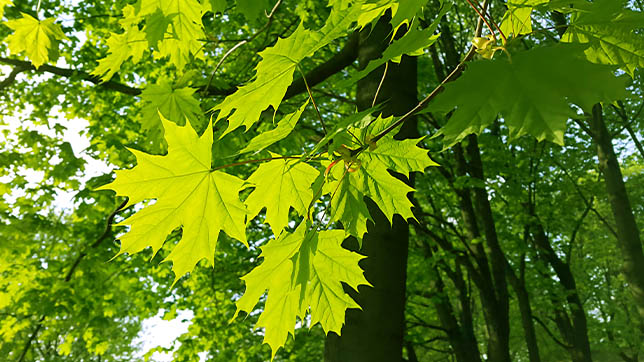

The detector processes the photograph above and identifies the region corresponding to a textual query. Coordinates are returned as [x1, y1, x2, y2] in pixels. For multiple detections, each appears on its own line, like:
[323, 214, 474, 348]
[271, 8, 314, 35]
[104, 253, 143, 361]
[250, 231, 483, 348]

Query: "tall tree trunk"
[589, 104, 644, 320]
[324, 16, 417, 362]
[531, 218, 593, 362]
[506, 257, 542, 362]
[418, 235, 483, 362]
[459, 138, 512, 362]
[435, 15, 513, 361]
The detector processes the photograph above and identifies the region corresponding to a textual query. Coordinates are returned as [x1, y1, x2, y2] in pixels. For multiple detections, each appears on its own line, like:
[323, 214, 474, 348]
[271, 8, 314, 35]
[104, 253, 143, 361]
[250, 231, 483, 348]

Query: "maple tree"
[1, 0, 644, 361]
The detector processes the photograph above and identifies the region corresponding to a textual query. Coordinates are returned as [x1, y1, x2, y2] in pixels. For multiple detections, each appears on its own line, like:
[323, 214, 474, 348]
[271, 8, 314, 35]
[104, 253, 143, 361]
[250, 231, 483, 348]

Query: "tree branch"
[1, 30, 359, 104]
[0, 65, 29, 91]
[0, 57, 144, 95]
[64, 198, 129, 282]
[532, 315, 572, 350]
[17, 315, 45, 362]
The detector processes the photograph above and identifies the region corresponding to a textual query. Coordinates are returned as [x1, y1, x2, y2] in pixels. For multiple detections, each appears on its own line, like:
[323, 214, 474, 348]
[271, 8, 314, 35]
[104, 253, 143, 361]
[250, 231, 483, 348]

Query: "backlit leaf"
[5, 13, 67, 69]
[98, 115, 247, 283]
[245, 155, 320, 236]
[234, 222, 369, 358]
[431, 45, 627, 147]
[211, 4, 361, 137]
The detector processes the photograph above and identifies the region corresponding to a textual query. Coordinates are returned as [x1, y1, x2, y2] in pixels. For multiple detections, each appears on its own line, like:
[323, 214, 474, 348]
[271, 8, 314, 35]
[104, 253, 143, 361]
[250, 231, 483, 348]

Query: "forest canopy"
[1, 0, 644, 361]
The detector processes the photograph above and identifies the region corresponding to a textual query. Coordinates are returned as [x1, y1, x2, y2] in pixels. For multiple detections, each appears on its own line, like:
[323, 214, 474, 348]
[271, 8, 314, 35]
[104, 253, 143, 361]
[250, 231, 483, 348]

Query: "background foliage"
[1, 0, 643, 361]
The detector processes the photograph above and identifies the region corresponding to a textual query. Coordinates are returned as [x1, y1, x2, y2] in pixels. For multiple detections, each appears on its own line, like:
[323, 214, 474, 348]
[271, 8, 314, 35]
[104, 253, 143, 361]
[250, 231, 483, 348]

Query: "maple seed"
[325, 159, 340, 178]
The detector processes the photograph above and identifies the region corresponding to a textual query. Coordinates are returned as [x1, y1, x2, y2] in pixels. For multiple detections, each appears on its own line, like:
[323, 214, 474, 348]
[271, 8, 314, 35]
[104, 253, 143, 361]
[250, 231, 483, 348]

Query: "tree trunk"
[324, 16, 417, 362]
[418, 236, 483, 362]
[532, 219, 593, 362]
[506, 260, 542, 362]
[589, 104, 644, 320]
[463, 135, 511, 362]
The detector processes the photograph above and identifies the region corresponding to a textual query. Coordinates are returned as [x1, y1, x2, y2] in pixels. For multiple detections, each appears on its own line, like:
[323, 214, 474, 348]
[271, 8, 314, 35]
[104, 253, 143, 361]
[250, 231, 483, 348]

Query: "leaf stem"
[372, 61, 388, 108]
[210, 155, 326, 172]
[349, 0, 492, 158]
[298, 66, 328, 134]
[202, 0, 284, 96]
[319, 160, 353, 227]
[464, 0, 501, 43]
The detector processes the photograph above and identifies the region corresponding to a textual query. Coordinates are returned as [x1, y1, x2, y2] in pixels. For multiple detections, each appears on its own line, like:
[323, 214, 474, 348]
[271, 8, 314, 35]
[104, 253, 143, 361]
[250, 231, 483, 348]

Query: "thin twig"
[202, 0, 284, 96]
[551, 158, 619, 238]
[64, 198, 129, 282]
[211, 155, 326, 172]
[466, 0, 507, 43]
[0, 65, 29, 91]
[532, 316, 572, 349]
[372, 61, 388, 107]
[298, 66, 328, 134]
[17, 315, 45, 362]
[350, 0, 491, 157]
[464, 0, 497, 41]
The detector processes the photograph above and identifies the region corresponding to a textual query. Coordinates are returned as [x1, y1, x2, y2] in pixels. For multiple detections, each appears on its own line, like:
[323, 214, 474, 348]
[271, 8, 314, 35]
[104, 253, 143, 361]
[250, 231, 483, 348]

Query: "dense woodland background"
[1, 0, 644, 361]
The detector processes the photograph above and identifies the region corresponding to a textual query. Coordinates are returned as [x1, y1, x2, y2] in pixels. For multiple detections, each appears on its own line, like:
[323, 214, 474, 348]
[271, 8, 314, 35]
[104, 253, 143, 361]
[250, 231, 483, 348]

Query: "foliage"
[1, 0, 643, 361]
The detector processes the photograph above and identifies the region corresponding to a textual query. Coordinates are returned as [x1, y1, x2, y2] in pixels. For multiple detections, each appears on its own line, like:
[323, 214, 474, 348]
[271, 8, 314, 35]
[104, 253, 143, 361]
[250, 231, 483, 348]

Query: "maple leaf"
[141, 0, 206, 69]
[561, 0, 644, 77]
[98, 115, 247, 283]
[245, 155, 320, 236]
[236, 0, 271, 24]
[234, 222, 370, 358]
[431, 44, 627, 147]
[211, 4, 361, 137]
[203, 0, 226, 14]
[143, 9, 173, 48]
[5, 13, 67, 69]
[340, 19, 440, 87]
[498, 0, 547, 37]
[389, 0, 426, 37]
[140, 80, 204, 131]
[239, 101, 308, 155]
[356, 0, 425, 36]
[324, 116, 436, 239]
[92, 27, 147, 81]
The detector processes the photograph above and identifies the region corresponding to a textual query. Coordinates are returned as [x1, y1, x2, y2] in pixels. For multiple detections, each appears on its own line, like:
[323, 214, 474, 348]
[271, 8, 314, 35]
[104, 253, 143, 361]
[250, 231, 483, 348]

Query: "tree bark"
[506, 259, 542, 362]
[531, 218, 593, 362]
[324, 16, 417, 362]
[589, 104, 644, 320]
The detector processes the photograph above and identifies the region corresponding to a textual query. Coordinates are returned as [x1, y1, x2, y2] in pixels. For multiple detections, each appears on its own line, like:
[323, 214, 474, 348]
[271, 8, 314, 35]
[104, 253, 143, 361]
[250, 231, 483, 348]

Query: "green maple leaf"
[340, 19, 440, 87]
[234, 222, 369, 358]
[236, 0, 271, 24]
[431, 45, 627, 147]
[204, 0, 227, 14]
[92, 27, 147, 81]
[562, 0, 644, 76]
[357, 0, 393, 29]
[239, 101, 308, 155]
[358, 117, 439, 174]
[98, 115, 247, 283]
[389, 0, 426, 37]
[144, 9, 173, 48]
[211, 4, 361, 137]
[324, 116, 436, 239]
[498, 0, 547, 37]
[5, 13, 67, 69]
[140, 79, 204, 131]
[140, 0, 206, 69]
[305, 107, 379, 158]
[245, 155, 320, 236]
[356, 0, 425, 36]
